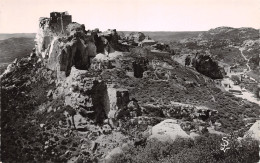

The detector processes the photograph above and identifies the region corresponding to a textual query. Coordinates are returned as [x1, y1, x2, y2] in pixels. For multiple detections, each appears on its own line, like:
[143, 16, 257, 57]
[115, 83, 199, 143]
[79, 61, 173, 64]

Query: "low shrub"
[110, 134, 259, 163]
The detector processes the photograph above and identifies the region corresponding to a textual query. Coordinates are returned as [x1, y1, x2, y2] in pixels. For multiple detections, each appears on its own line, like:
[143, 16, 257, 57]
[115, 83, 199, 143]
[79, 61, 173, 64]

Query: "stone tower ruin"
[49, 12, 72, 34]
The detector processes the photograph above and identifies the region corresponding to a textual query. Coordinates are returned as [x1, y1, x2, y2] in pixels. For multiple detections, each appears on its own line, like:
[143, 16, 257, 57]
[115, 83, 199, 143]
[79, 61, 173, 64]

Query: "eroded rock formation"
[3, 12, 260, 163]
[35, 13, 130, 78]
[192, 54, 225, 79]
[52, 66, 139, 128]
[93, 29, 130, 54]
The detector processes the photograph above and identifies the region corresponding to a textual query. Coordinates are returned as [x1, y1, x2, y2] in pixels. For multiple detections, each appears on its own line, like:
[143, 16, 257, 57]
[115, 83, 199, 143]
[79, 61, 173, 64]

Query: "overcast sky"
[0, 0, 260, 33]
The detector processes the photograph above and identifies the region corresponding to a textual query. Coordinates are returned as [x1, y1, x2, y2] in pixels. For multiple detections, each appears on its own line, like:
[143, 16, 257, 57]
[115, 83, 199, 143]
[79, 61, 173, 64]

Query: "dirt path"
[239, 47, 251, 72]
[221, 46, 259, 105]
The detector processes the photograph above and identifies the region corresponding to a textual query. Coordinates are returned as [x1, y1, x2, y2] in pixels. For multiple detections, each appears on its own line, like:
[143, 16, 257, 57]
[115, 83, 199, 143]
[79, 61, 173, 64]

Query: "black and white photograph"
[0, 0, 260, 162]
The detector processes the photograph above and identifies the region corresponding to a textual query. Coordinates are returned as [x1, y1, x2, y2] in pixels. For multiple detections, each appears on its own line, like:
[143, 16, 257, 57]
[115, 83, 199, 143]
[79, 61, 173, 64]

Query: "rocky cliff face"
[1, 12, 260, 162]
[36, 15, 97, 78]
[35, 13, 130, 79]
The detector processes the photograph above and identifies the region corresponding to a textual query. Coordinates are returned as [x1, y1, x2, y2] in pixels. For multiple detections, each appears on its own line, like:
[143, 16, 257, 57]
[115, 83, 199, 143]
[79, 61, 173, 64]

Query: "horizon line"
[0, 26, 259, 34]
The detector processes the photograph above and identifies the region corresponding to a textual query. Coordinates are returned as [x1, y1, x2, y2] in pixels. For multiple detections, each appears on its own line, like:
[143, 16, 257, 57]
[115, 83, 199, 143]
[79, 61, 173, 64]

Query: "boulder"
[149, 119, 190, 142]
[244, 120, 260, 142]
[193, 54, 224, 79]
[104, 147, 123, 163]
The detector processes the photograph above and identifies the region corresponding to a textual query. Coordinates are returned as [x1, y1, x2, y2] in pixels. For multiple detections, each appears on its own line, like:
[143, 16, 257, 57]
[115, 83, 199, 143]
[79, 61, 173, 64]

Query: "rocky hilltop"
[172, 26, 260, 103]
[1, 12, 260, 162]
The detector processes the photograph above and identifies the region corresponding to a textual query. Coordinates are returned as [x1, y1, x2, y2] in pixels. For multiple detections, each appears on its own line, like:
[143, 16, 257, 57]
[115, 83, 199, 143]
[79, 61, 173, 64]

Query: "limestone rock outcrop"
[3, 13, 260, 162]
[35, 13, 132, 78]
[53, 66, 138, 127]
[58, 36, 96, 77]
[107, 88, 136, 127]
[36, 12, 72, 57]
[192, 54, 225, 79]
[244, 120, 260, 142]
[35, 13, 97, 78]
[149, 119, 190, 142]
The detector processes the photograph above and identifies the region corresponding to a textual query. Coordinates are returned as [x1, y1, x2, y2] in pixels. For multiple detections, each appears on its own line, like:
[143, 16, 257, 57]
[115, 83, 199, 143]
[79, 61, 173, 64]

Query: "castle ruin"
[49, 12, 72, 34]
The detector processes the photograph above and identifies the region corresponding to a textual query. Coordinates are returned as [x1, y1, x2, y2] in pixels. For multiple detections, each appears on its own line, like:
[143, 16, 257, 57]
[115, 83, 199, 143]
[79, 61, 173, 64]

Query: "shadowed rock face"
[94, 35, 115, 54]
[93, 29, 129, 54]
[58, 38, 96, 76]
[57, 68, 133, 126]
[89, 83, 133, 126]
[90, 80, 109, 124]
[45, 36, 97, 77]
[132, 57, 149, 78]
[107, 88, 130, 127]
[36, 15, 130, 78]
[36, 16, 98, 77]
[193, 55, 224, 79]
[49, 12, 72, 34]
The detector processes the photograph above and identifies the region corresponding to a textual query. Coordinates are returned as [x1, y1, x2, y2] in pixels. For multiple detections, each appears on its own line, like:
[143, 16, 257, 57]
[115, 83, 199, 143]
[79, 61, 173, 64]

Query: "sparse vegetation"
[110, 134, 259, 163]
[1, 21, 260, 163]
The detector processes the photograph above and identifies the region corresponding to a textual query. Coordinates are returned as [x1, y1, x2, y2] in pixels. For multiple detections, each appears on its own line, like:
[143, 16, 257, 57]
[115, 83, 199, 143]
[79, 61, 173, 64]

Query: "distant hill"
[120, 31, 203, 43]
[0, 33, 36, 40]
[199, 27, 259, 45]
[0, 37, 35, 74]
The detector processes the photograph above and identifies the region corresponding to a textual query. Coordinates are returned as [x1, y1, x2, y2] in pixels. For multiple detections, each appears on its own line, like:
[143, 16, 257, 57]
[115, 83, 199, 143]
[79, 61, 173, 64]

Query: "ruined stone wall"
[49, 12, 72, 35]
[132, 57, 149, 78]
